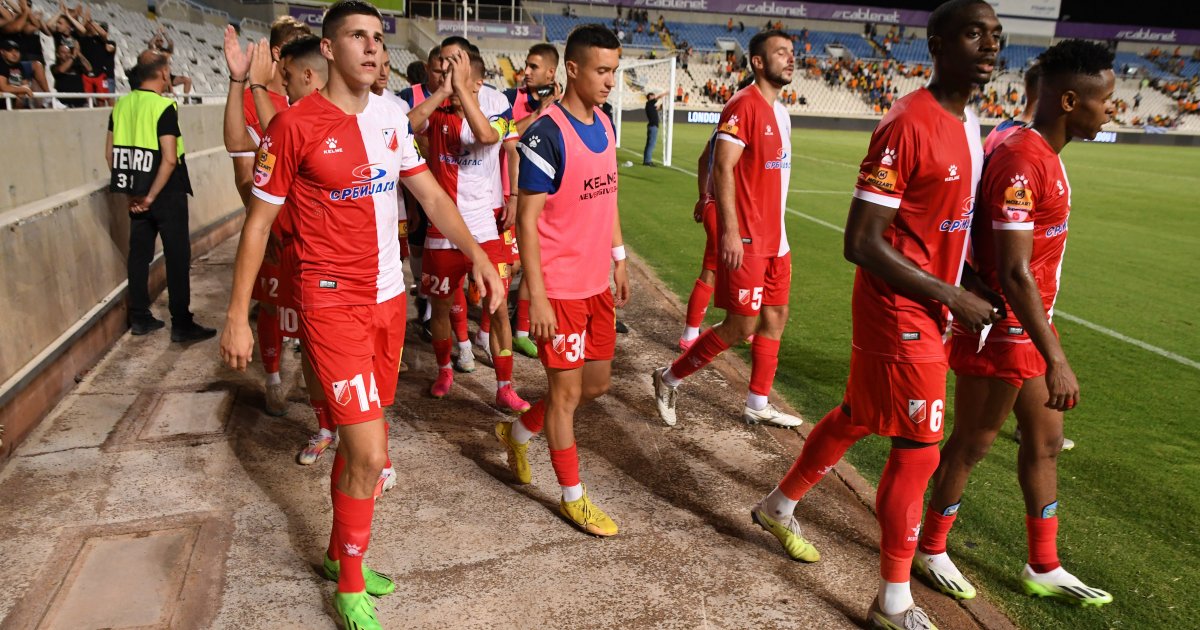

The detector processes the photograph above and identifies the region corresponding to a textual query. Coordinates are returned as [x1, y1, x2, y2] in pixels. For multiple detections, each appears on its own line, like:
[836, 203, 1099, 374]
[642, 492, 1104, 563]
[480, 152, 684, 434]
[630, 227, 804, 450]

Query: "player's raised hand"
[219, 319, 255, 372]
[1044, 359, 1080, 411]
[948, 288, 1001, 331]
[222, 25, 252, 79]
[529, 296, 557, 343]
[471, 260, 505, 316]
[613, 261, 630, 307]
[447, 50, 471, 94]
[719, 229, 743, 270]
[248, 37, 274, 86]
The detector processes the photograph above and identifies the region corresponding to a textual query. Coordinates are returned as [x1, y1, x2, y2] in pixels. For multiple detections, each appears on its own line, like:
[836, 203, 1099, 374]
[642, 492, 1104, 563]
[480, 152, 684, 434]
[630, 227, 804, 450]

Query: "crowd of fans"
[0, 0, 114, 108]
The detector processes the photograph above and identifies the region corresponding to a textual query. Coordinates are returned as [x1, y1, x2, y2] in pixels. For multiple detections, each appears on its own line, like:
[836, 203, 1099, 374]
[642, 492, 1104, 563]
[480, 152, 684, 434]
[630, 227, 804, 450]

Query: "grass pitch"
[615, 120, 1200, 629]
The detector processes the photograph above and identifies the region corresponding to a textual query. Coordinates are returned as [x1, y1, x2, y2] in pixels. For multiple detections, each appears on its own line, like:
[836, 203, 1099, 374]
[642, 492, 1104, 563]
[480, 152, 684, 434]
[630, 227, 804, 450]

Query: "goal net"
[613, 56, 678, 167]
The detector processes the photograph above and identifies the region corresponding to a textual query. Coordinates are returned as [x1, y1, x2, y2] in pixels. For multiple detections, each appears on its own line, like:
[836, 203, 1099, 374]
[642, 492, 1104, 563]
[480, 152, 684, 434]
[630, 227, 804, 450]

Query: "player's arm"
[995, 220, 1078, 411]
[501, 138, 519, 228]
[513, 83, 560, 135]
[611, 210, 629, 307]
[694, 140, 713, 222]
[711, 136, 744, 270]
[247, 39, 278, 132]
[220, 194, 282, 371]
[407, 73, 453, 134]
[221, 27, 256, 201]
[404, 169, 504, 314]
[516, 188, 554, 340]
[843, 198, 999, 330]
[0, 73, 32, 97]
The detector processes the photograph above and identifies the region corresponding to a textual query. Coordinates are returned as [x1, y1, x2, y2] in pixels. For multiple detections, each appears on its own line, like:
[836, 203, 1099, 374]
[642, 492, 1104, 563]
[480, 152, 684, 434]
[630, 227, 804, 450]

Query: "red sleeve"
[251, 112, 301, 205]
[983, 146, 1038, 232]
[852, 114, 920, 209]
[714, 93, 754, 148]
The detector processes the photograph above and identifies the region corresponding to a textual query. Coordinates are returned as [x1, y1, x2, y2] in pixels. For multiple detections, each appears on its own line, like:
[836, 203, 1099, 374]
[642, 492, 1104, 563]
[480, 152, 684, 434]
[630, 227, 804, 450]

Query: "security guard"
[106, 51, 214, 342]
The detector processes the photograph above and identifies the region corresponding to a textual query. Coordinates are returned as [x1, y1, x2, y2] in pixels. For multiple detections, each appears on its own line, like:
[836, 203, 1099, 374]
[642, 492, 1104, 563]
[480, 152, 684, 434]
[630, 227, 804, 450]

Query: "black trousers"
[127, 189, 192, 325]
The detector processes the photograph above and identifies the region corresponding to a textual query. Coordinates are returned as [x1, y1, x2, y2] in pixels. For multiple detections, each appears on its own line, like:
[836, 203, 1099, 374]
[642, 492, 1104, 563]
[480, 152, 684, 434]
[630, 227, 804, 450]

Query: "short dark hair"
[128, 53, 169, 88]
[406, 60, 427, 84]
[269, 15, 310, 50]
[748, 29, 789, 62]
[321, 0, 383, 39]
[927, 0, 991, 39]
[528, 43, 559, 67]
[426, 44, 441, 63]
[440, 36, 478, 55]
[468, 51, 486, 79]
[1036, 39, 1114, 85]
[280, 34, 322, 64]
[564, 24, 620, 64]
[1024, 61, 1042, 92]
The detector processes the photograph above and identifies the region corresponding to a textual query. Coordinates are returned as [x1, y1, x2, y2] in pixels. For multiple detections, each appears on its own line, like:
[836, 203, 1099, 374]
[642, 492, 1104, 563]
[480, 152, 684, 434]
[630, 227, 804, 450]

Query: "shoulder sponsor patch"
[253, 150, 276, 187]
[863, 165, 898, 192]
[1003, 174, 1034, 222]
[718, 114, 739, 136]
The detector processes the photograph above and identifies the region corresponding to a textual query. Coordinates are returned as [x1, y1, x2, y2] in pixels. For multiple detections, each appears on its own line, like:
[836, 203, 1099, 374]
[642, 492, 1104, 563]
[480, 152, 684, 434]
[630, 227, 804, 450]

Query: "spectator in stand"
[1, 35, 46, 107]
[75, 6, 114, 98]
[148, 26, 193, 99]
[51, 41, 89, 106]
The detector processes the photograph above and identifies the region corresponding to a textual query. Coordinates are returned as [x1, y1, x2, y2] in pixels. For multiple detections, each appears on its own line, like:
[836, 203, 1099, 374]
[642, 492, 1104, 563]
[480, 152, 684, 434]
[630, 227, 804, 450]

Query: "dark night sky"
[854, 1, 1196, 29]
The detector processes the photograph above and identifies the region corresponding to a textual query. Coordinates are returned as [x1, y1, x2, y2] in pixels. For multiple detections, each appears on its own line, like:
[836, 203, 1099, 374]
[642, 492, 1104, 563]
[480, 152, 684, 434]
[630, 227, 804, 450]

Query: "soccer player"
[679, 74, 756, 352]
[219, 3, 503, 628]
[408, 48, 529, 411]
[504, 42, 562, 358]
[494, 24, 629, 536]
[914, 39, 1114, 607]
[651, 29, 802, 429]
[222, 17, 310, 417]
[749, 2, 1003, 628]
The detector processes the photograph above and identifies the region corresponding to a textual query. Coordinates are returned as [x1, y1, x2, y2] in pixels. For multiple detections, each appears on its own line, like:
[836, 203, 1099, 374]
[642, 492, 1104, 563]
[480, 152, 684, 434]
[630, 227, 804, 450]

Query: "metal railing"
[1, 92, 228, 110]
[410, 0, 529, 24]
[156, 0, 232, 22]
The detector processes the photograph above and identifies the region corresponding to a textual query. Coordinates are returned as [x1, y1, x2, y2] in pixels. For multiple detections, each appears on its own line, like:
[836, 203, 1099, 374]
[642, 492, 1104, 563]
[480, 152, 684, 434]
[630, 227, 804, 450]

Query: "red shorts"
[421, 240, 511, 298]
[538, 291, 616, 370]
[715, 252, 792, 316]
[299, 295, 407, 425]
[252, 234, 290, 306]
[845, 351, 948, 443]
[82, 73, 107, 93]
[949, 334, 1048, 388]
[701, 200, 718, 272]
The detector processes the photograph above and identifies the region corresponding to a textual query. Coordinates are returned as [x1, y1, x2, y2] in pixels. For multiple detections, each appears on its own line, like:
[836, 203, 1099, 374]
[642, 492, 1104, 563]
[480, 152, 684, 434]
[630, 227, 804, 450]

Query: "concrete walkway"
[0, 237, 1017, 629]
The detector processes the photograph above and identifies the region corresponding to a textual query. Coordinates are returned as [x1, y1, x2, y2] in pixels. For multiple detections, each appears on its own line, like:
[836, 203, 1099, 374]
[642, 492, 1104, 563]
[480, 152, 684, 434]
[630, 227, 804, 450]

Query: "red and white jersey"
[252, 91, 427, 310]
[968, 127, 1071, 343]
[851, 87, 983, 362]
[243, 88, 289, 146]
[423, 87, 515, 249]
[714, 84, 791, 258]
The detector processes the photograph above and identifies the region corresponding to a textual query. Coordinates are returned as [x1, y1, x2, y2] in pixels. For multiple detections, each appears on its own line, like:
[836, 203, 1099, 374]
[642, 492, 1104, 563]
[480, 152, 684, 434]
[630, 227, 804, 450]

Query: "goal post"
[613, 55, 677, 167]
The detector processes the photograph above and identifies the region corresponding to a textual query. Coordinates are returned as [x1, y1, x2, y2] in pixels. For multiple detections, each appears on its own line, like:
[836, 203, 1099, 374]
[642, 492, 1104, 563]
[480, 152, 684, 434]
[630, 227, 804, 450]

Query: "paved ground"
[0, 237, 1018, 629]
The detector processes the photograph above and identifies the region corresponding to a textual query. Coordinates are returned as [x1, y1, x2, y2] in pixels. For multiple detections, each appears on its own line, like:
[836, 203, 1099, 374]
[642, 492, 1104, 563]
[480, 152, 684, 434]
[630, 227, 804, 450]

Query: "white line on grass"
[621, 147, 1200, 372]
[790, 189, 848, 194]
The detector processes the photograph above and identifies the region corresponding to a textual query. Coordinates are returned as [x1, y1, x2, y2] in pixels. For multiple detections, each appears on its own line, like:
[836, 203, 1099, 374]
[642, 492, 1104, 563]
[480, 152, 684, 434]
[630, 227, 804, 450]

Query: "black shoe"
[130, 317, 166, 336]
[615, 319, 630, 334]
[171, 321, 217, 343]
[643, 162, 656, 167]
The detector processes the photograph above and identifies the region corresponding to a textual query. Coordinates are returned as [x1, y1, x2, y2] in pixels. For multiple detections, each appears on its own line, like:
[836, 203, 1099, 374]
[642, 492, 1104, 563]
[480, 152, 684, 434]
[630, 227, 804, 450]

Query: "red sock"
[516, 298, 531, 334]
[494, 353, 514, 383]
[258, 309, 283, 373]
[332, 487, 375, 593]
[480, 311, 491, 333]
[327, 452, 347, 561]
[549, 443, 581, 487]
[749, 336, 780, 396]
[778, 405, 868, 500]
[520, 400, 545, 433]
[917, 504, 960, 555]
[668, 328, 731, 380]
[876, 445, 940, 583]
[312, 400, 333, 433]
[433, 338, 453, 368]
[451, 290, 468, 342]
[685, 279, 714, 328]
[1026, 514, 1061, 573]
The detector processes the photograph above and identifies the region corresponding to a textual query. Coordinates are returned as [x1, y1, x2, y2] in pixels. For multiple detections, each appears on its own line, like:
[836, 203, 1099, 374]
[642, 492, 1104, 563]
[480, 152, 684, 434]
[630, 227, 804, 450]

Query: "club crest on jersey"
[382, 127, 399, 152]
[331, 380, 353, 406]
[908, 399, 927, 424]
[253, 150, 276, 187]
[880, 146, 897, 166]
[738, 289, 752, 305]
[552, 334, 566, 354]
[1003, 173, 1034, 223]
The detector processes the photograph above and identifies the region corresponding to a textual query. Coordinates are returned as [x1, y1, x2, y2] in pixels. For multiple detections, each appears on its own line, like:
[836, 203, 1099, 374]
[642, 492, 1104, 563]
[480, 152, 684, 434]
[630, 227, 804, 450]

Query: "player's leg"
[915, 373, 1016, 600]
[329, 417, 390, 628]
[681, 203, 719, 350]
[450, 286, 475, 372]
[487, 251, 529, 413]
[423, 249, 467, 397]
[298, 344, 338, 465]
[1013, 376, 1111, 606]
[743, 255, 800, 427]
[257, 301, 287, 416]
[544, 361, 618, 537]
[513, 279, 537, 357]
